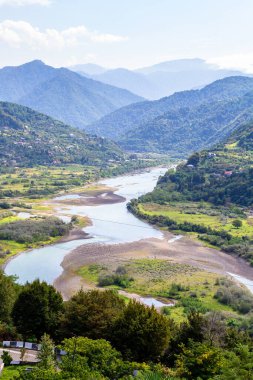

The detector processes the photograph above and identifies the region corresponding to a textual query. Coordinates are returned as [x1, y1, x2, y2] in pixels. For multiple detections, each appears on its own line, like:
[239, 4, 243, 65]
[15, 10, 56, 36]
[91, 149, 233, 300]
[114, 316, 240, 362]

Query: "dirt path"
[54, 232, 253, 299]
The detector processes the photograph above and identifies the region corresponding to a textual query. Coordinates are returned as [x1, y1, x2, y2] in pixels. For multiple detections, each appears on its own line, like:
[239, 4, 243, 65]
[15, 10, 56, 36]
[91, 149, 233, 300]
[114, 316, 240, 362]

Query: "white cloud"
[0, 20, 128, 49]
[207, 53, 253, 74]
[0, 0, 50, 6]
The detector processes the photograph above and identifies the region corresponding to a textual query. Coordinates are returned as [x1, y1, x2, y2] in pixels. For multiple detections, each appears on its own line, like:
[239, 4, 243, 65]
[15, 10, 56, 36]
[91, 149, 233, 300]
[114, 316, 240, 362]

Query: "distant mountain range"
[0, 61, 143, 129]
[87, 76, 253, 157]
[0, 102, 123, 167]
[70, 58, 247, 100]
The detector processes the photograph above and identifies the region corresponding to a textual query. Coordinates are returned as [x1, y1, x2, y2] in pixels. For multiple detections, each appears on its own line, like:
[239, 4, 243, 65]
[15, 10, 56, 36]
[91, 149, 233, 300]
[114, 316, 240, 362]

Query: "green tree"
[12, 280, 63, 340]
[214, 344, 253, 380]
[37, 334, 55, 370]
[60, 289, 125, 340]
[60, 337, 123, 379]
[1, 350, 12, 366]
[232, 219, 242, 228]
[175, 340, 224, 379]
[112, 300, 170, 362]
[0, 270, 18, 323]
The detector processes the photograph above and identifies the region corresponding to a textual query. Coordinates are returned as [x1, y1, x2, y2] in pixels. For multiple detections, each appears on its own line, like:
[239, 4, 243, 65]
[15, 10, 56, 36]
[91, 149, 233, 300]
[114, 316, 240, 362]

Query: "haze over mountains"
[71, 58, 246, 100]
[0, 60, 143, 129]
[88, 76, 253, 156]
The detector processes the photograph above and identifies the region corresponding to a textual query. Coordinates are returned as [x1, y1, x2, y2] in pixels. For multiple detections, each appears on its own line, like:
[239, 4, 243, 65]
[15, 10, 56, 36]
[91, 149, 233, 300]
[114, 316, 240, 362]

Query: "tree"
[12, 280, 63, 340]
[214, 344, 253, 380]
[1, 350, 12, 366]
[112, 300, 170, 362]
[60, 289, 125, 340]
[0, 270, 18, 323]
[175, 340, 223, 379]
[60, 337, 123, 379]
[232, 219, 242, 229]
[37, 334, 56, 370]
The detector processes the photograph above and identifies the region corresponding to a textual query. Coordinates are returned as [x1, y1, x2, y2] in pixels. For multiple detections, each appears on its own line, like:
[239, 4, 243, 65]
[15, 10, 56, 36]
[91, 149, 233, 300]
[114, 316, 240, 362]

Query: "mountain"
[0, 61, 143, 129]
[91, 68, 160, 99]
[70, 63, 107, 76]
[71, 58, 247, 99]
[136, 58, 218, 74]
[0, 102, 123, 167]
[120, 90, 253, 155]
[145, 121, 253, 207]
[87, 76, 253, 154]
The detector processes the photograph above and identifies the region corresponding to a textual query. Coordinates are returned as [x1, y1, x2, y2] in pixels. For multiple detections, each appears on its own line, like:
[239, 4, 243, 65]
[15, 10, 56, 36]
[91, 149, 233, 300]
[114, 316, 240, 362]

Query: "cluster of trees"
[0, 217, 70, 244]
[1, 273, 253, 379]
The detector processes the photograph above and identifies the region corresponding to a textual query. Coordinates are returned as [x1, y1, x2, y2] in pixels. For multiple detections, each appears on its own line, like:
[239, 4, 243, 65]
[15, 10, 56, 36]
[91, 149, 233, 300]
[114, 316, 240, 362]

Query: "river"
[5, 167, 167, 284]
[5, 166, 253, 296]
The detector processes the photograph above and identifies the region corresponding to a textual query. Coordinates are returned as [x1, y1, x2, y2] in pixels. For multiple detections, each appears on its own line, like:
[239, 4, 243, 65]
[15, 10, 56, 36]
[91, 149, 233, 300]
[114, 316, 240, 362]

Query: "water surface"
[5, 167, 167, 284]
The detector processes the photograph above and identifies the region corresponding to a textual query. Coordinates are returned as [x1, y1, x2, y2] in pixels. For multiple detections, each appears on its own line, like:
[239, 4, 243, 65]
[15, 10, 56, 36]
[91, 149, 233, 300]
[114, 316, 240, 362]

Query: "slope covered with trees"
[88, 76, 253, 155]
[0, 102, 124, 167]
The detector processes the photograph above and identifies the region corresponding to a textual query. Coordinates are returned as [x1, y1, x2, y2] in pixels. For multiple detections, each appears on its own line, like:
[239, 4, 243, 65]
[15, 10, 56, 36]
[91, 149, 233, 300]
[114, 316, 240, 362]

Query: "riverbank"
[54, 230, 253, 300]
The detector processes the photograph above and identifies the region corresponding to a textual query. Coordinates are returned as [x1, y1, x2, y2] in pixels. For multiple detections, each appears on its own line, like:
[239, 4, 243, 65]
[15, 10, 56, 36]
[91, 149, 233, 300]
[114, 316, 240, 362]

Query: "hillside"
[0, 102, 124, 167]
[87, 76, 253, 153]
[129, 121, 253, 263]
[0, 61, 143, 129]
[145, 122, 253, 206]
[120, 90, 253, 155]
[72, 58, 246, 99]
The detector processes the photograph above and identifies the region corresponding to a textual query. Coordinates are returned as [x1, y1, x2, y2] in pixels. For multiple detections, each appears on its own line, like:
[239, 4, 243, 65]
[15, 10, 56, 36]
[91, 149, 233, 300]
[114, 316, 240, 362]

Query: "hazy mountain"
[87, 76, 253, 139]
[71, 58, 247, 99]
[0, 61, 143, 128]
[135, 58, 215, 74]
[0, 102, 123, 167]
[90, 68, 160, 99]
[70, 63, 107, 76]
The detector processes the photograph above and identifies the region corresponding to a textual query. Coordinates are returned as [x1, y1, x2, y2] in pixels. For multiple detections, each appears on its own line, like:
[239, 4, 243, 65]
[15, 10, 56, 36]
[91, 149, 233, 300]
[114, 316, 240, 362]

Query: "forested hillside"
[0, 102, 123, 167]
[0, 61, 142, 128]
[150, 122, 253, 206]
[129, 121, 253, 263]
[88, 76, 253, 155]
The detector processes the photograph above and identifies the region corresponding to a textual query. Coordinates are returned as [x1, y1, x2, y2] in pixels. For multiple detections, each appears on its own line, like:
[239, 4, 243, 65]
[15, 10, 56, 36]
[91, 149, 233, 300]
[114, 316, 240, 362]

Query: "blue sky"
[0, 0, 253, 71]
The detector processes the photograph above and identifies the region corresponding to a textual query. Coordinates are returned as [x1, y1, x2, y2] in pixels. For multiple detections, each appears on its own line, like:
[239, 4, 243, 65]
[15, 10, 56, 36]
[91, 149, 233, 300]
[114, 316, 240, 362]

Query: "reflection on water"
[140, 297, 174, 308]
[5, 167, 167, 284]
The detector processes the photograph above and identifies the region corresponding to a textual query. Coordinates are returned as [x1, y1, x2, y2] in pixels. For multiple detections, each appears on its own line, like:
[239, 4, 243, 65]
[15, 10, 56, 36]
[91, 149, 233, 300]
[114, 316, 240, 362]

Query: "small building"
[224, 170, 233, 176]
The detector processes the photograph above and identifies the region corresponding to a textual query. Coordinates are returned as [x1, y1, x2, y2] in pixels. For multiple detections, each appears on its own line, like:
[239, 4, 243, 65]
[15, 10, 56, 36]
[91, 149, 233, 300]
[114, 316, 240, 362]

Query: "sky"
[0, 0, 253, 71]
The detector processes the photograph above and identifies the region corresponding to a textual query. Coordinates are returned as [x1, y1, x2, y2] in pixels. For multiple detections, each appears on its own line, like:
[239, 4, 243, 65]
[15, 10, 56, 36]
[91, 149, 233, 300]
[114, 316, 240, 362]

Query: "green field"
[77, 258, 237, 321]
[138, 202, 253, 239]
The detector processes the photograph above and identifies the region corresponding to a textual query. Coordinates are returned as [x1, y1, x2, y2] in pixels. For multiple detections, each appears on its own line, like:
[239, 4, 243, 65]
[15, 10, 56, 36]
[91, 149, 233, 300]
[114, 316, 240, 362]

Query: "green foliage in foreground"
[0, 275, 253, 379]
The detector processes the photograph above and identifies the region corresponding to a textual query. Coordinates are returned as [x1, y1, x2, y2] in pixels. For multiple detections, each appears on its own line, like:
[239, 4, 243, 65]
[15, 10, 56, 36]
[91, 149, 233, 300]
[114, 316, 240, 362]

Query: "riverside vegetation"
[1, 275, 253, 379]
[128, 121, 253, 264]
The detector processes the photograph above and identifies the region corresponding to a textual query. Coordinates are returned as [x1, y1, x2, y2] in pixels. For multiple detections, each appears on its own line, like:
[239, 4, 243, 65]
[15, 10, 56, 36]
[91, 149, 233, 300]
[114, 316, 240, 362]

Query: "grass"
[1, 366, 20, 379]
[138, 202, 253, 239]
[77, 258, 236, 321]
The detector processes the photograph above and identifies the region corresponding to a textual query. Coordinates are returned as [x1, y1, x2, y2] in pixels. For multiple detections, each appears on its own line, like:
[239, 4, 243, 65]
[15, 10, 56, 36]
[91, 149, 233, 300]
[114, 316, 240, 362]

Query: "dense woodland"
[0, 275, 253, 379]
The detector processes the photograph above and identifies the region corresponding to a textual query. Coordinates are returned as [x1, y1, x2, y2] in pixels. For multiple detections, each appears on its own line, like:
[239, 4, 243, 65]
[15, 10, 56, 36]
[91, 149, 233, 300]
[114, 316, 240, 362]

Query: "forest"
[0, 274, 253, 379]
